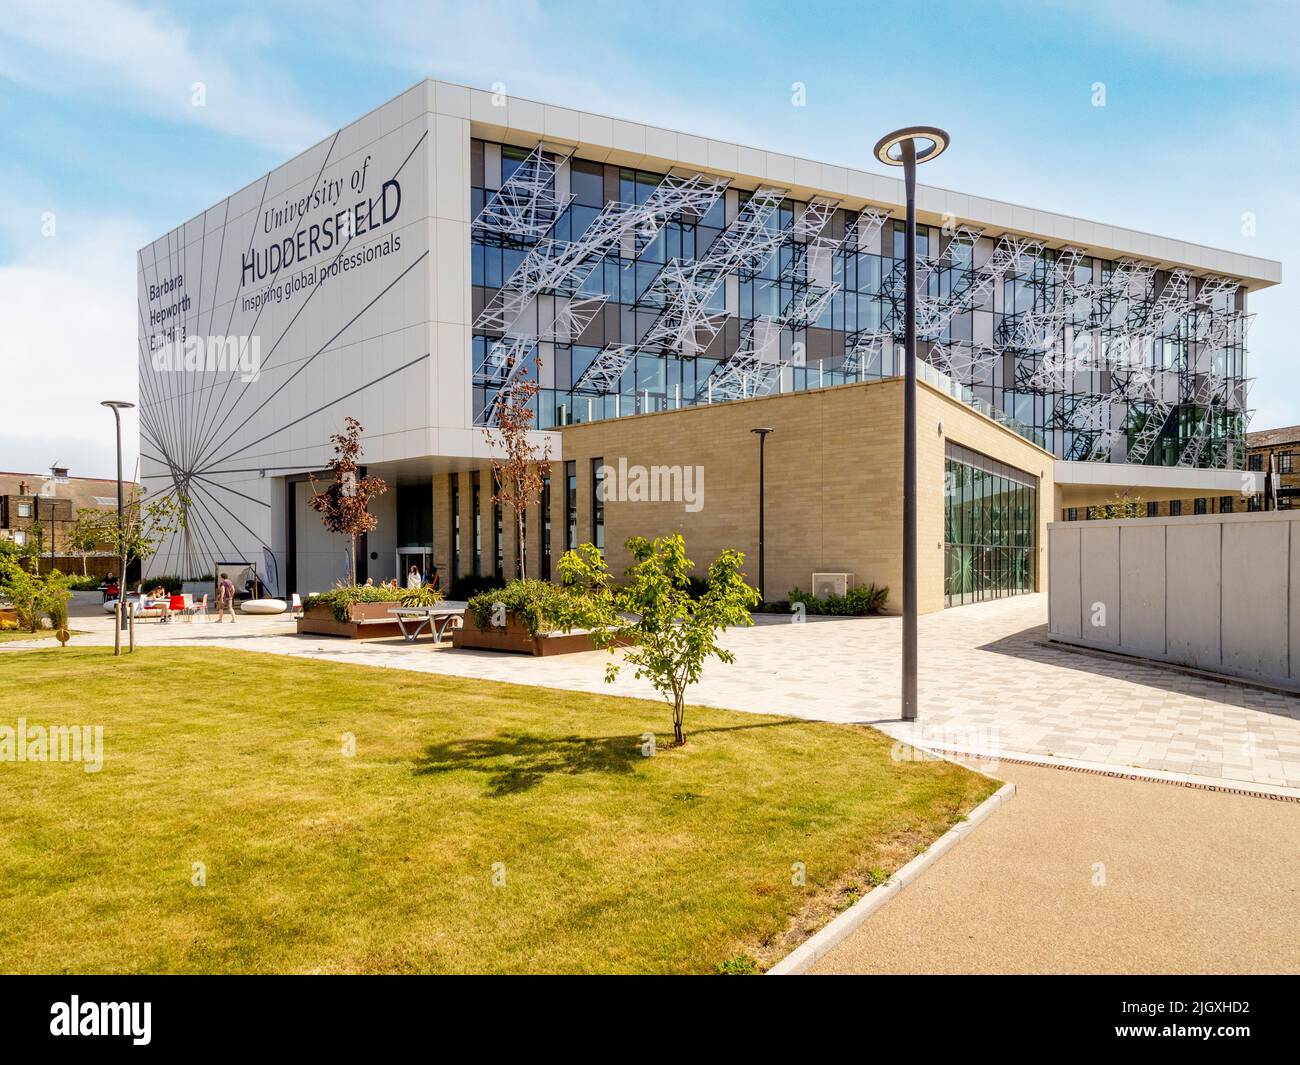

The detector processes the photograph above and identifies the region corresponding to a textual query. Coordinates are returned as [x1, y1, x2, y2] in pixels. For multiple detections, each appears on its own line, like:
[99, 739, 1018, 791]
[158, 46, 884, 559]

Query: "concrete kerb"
[766, 779, 1016, 975]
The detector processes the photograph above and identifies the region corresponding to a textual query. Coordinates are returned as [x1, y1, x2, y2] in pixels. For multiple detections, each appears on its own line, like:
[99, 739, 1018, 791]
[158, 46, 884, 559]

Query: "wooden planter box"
[452, 615, 610, 656]
[296, 601, 406, 640]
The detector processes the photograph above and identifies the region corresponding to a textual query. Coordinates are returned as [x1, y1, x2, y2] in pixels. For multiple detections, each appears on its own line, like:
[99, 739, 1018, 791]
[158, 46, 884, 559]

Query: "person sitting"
[364, 577, 375, 587]
[148, 586, 172, 623]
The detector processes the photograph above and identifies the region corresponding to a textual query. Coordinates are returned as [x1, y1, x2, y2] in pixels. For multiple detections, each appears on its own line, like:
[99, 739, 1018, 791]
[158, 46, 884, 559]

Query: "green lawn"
[0, 647, 998, 974]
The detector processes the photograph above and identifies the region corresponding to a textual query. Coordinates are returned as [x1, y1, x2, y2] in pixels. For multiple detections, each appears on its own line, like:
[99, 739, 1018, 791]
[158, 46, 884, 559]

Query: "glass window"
[541, 476, 552, 582]
[1194, 497, 1207, 515]
[494, 499, 504, 579]
[472, 472, 482, 576]
[1282, 451, 1294, 474]
[1248, 454, 1263, 471]
[1169, 499, 1182, 517]
[451, 475, 461, 578]
[591, 458, 605, 552]
[17, 502, 31, 518]
[1146, 501, 1159, 517]
[565, 461, 577, 551]
[943, 443, 1036, 607]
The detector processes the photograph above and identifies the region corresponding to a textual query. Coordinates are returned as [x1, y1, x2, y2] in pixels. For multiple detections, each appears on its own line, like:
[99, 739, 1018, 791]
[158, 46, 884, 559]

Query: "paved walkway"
[811, 760, 1300, 974]
[15, 593, 1300, 792]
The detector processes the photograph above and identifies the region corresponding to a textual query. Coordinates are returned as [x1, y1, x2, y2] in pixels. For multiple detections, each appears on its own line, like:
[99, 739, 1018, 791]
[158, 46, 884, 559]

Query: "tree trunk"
[517, 506, 527, 581]
[82, 555, 88, 576]
[349, 533, 356, 586]
[673, 691, 686, 746]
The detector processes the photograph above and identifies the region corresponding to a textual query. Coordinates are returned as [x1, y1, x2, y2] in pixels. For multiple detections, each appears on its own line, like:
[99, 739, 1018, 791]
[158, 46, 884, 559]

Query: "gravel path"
[811, 761, 1300, 974]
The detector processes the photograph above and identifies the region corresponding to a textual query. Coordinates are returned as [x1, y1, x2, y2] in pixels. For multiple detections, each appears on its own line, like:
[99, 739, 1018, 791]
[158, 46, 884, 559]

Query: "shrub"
[788, 583, 889, 616]
[399, 584, 444, 608]
[66, 575, 104, 591]
[466, 579, 579, 637]
[0, 562, 71, 633]
[143, 575, 184, 594]
[304, 583, 407, 622]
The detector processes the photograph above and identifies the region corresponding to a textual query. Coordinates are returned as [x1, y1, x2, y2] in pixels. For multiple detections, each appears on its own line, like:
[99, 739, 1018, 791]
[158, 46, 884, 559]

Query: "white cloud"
[0, 0, 328, 152]
[0, 210, 145, 481]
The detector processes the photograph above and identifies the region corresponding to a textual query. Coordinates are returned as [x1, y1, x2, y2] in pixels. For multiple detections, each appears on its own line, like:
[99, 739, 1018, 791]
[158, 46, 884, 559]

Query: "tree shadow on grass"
[413, 719, 809, 797]
[413, 730, 646, 796]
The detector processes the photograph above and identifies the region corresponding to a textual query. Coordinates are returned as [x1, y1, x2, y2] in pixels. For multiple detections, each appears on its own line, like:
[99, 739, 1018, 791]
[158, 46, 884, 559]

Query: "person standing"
[216, 572, 237, 623]
[406, 564, 422, 589]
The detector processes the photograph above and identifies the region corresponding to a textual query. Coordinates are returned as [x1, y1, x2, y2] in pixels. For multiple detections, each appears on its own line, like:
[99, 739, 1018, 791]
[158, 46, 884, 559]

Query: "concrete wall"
[556, 376, 1054, 614]
[1048, 511, 1300, 690]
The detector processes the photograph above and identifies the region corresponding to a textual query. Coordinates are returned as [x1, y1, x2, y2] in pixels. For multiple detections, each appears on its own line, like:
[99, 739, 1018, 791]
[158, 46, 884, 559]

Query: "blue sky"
[1, 0, 1295, 478]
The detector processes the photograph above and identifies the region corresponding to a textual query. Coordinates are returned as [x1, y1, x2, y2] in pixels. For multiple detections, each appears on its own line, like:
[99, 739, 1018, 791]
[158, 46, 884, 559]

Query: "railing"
[520, 357, 1047, 450]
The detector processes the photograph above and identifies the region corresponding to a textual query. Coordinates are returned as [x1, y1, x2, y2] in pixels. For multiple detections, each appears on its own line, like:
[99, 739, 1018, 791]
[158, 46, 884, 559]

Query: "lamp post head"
[101, 400, 135, 411]
[873, 126, 950, 168]
[750, 427, 775, 437]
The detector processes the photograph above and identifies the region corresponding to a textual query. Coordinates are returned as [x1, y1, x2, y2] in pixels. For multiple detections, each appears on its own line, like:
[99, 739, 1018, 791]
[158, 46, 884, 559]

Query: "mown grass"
[0, 646, 998, 973]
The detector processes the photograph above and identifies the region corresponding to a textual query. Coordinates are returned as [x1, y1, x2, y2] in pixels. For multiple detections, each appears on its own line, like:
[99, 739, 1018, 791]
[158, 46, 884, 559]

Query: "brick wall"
[554, 378, 1054, 614]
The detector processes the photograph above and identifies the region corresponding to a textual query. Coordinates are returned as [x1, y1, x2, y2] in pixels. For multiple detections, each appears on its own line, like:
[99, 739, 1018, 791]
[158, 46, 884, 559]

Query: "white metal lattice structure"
[929, 342, 1001, 385]
[703, 318, 785, 401]
[574, 344, 636, 393]
[472, 145, 574, 243]
[633, 185, 789, 358]
[842, 207, 892, 252]
[474, 336, 537, 425]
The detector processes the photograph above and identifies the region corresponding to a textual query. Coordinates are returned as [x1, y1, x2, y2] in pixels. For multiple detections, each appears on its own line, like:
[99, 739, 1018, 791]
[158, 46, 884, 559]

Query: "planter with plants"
[452, 579, 608, 656]
[298, 583, 444, 639]
[786, 583, 889, 616]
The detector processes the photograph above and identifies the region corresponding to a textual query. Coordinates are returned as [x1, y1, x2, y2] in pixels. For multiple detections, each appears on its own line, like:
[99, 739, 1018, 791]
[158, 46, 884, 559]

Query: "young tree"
[69, 508, 108, 576]
[25, 519, 44, 574]
[482, 355, 550, 580]
[102, 494, 187, 597]
[309, 417, 387, 586]
[561, 533, 759, 746]
[1095, 492, 1145, 519]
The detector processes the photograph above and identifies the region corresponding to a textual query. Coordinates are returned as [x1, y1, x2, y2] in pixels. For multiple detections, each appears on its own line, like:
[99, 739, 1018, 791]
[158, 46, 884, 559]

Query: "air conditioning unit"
[811, 572, 851, 598]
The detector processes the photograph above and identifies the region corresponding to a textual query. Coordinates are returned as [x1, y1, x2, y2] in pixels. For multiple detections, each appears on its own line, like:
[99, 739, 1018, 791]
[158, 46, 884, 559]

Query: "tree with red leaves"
[483, 355, 550, 581]
[309, 417, 387, 586]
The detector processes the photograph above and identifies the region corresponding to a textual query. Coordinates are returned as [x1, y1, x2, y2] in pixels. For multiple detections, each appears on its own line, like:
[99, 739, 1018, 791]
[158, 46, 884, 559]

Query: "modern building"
[0, 467, 131, 575]
[136, 79, 1279, 611]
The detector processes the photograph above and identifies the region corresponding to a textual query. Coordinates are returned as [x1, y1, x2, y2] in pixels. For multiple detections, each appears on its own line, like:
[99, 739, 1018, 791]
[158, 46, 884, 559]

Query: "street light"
[750, 427, 774, 602]
[101, 400, 134, 629]
[873, 126, 950, 723]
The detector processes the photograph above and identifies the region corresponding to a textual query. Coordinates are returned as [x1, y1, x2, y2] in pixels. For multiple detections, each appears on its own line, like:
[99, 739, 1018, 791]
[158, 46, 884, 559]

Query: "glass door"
[396, 547, 431, 588]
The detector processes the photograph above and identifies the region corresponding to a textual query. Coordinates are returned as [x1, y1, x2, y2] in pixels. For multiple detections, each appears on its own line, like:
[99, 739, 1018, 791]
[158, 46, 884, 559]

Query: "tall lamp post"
[101, 400, 134, 629]
[750, 427, 774, 602]
[873, 126, 949, 723]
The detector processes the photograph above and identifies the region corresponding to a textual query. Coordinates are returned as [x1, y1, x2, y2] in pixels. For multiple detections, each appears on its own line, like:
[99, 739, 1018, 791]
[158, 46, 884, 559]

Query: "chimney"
[17, 480, 28, 495]
[50, 466, 69, 483]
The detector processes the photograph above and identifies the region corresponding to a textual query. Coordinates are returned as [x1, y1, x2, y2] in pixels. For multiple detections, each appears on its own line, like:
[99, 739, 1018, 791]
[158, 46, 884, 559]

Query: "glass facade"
[591, 457, 605, 552]
[944, 443, 1037, 608]
[471, 140, 1248, 469]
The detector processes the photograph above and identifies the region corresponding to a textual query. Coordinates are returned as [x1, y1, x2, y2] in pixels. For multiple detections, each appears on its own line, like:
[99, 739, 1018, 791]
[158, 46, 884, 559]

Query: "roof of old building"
[1246, 426, 1300, 450]
[0, 471, 141, 513]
